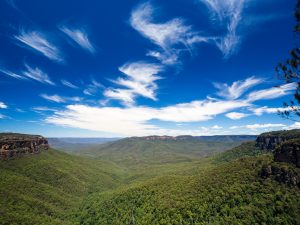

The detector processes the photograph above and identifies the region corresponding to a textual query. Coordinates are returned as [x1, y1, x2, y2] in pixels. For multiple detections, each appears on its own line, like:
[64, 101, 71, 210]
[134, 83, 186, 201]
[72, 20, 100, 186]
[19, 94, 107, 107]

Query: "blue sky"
[0, 0, 298, 137]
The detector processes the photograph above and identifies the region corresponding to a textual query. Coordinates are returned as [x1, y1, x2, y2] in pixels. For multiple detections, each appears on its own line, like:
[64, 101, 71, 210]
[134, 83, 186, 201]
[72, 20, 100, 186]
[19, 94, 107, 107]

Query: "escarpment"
[274, 139, 300, 167]
[257, 130, 300, 186]
[256, 130, 300, 167]
[256, 129, 300, 150]
[0, 133, 49, 159]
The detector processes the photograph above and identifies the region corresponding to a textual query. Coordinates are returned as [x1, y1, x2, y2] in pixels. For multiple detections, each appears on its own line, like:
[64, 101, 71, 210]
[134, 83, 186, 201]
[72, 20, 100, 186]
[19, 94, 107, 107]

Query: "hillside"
[48, 137, 120, 152]
[75, 137, 244, 168]
[76, 154, 300, 225]
[0, 149, 125, 225]
[0, 132, 299, 224]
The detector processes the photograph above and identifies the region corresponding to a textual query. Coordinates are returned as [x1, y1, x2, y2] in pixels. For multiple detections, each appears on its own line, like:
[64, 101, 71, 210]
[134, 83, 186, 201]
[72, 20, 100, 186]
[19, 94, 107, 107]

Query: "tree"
[277, 0, 300, 120]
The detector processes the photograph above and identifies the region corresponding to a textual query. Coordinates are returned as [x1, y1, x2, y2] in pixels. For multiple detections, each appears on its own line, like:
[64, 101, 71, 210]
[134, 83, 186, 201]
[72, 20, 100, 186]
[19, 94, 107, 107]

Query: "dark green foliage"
[1, 138, 299, 224]
[259, 129, 300, 139]
[213, 141, 267, 164]
[75, 138, 242, 168]
[0, 149, 124, 225]
[76, 155, 300, 225]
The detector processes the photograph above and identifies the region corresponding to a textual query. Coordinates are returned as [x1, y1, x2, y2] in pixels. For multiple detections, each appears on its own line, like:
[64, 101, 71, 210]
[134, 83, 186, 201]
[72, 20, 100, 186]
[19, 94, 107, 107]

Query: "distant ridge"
[128, 135, 257, 142]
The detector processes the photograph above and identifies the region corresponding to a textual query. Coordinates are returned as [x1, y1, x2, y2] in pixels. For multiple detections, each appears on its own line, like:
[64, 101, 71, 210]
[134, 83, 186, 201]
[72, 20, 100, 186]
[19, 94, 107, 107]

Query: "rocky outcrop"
[256, 129, 300, 151]
[256, 135, 286, 150]
[260, 164, 300, 187]
[274, 139, 300, 167]
[0, 133, 49, 159]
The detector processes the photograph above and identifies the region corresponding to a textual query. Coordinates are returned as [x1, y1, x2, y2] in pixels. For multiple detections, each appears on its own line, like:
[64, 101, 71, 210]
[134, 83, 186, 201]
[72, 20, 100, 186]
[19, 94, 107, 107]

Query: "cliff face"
[256, 135, 286, 150]
[274, 139, 300, 167]
[256, 129, 300, 151]
[0, 133, 49, 159]
[260, 164, 300, 187]
[256, 130, 300, 167]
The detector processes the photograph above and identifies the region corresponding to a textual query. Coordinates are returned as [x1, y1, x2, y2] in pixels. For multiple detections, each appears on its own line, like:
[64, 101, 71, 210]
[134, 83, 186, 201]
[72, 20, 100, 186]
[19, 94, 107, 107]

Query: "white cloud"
[214, 76, 263, 100]
[199, 0, 246, 57]
[83, 79, 104, 96]
[226, 112, 248, 120]
[0, 68, 25, 80]
[14, 29, 63, 62]
[40, 94, 82, 103]
[59, 25, 95, 54]
[288, 122, 300, 129]
[212, 125, 222, 129]
[0, 102, 7, 109]
[104, 62, 163, 105]
[0, 64, 54, 85]
[245, 123, 286, 130]
[229, 123, 286, 130]
[246, 83, 297, 102]
[23, 64, 55, 85]
[104, 89, 135, 105]
[45, 98, 249, 136]
[45, 75, 297, 136]
[130, 2, 210, 64]
[32, 107, 58, 112]
[61, 79, 79, 89]
[250, 106, 286, 116]
[40, 94, 66, 103]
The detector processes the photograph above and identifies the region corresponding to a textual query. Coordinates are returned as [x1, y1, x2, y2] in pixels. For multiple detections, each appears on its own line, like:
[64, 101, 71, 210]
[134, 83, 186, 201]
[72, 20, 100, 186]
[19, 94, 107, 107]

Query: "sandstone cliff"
[255, 130, 300, 167]
[256, 129, 300, 150]
[0, 133, 49, 159]
[274, 139, 300, 167]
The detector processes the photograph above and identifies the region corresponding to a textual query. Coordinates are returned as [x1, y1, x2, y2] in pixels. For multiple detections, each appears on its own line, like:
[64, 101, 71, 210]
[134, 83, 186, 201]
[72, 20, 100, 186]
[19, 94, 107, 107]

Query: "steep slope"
[0, 149, 125, 225]
[77, 154, 300, 225]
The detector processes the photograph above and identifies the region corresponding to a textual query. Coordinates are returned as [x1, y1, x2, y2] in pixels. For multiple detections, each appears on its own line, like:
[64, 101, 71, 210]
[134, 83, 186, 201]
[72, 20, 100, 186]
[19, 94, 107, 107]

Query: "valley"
[0, 132, 299, 224]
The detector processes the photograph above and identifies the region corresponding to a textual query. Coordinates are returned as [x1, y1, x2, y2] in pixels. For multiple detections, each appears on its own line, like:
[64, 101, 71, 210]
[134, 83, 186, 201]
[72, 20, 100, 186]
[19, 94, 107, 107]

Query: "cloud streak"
[0, 68, 25, 80]
[130, 2, 210, 64]
[104, 62, 163, 105]
[45, 75, 296, 136]
[14, 29, 63, 62]
[23, 64, 55, 85]
[59, 25, 96, 54]
[199, 0, 246, 57]
[214, 76, 263, 100]
[46, 98, 249, 136]
[40, 94, 82, 103]
[61, 79, 79, 89]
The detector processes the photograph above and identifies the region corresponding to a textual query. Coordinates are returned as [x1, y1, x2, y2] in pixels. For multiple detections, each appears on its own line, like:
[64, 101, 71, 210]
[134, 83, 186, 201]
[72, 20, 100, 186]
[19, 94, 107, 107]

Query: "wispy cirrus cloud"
[0, 67, 25, 80]
[23, 64, 55, 85]
[45, 75, 296, 136]
[14, 29, 63, 62]
[83, 79, 104, 96]
[32, 106, 58, 112]
[0, 64, 54, 85]
[130, 2, 210, 65]
[104, 62, 163, 105]
[199, 0, 246, 57]
[40, 94, 82, 103]
[246, 83, 297, 102]
[59, 25, 96, 54]
[250, 106, 299, 116]
[61, 79, 79, 89]
[214, 76, 263, 100]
